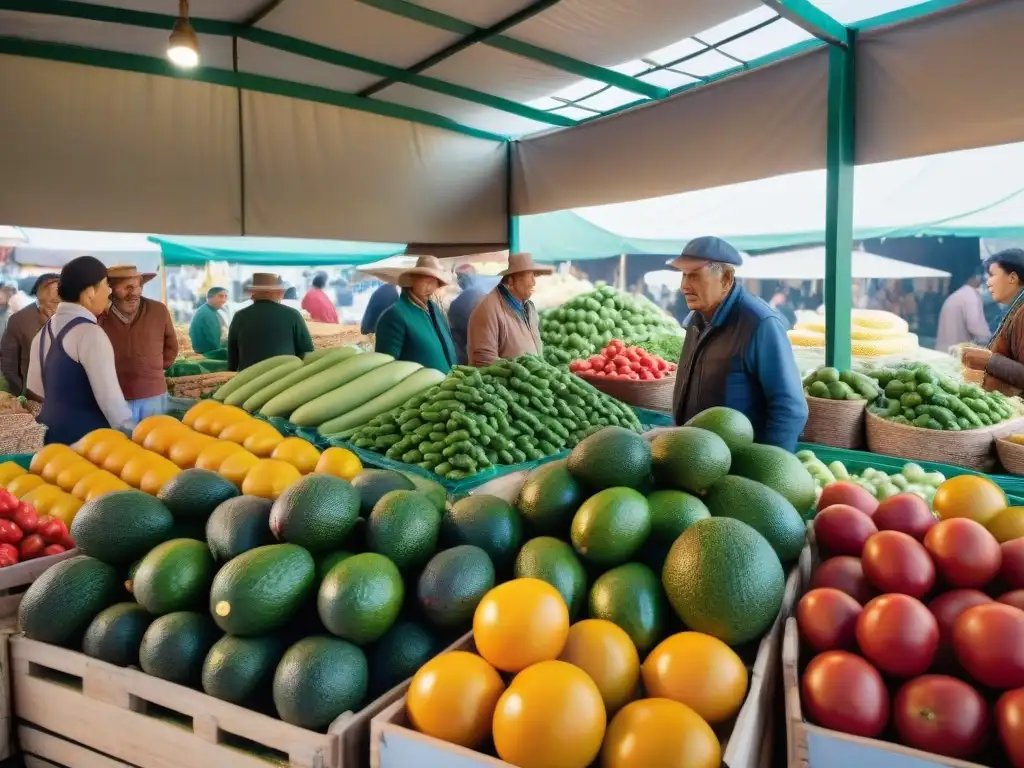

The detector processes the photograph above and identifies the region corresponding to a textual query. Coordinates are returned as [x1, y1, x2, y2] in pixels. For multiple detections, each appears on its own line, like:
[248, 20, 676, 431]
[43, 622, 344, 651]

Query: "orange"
[315, 447, 362, 481]
[987, 507, 1024, 543]
[0, 462, 26, 486]
[243, 425, 285, 457]
[8, 473, 46, 498]
[601, 698, 721, 768]
[641, 632, 748, 725]
[121, 453, 159, 488]
[203, 405, 250, 436]
[271, 437, 321, 474]
[82, 430, 130, 465]
[72, 470, 130, 502]
[473, 578, 570, 673]
[219, 420, 264, 445]
[406, 651, 505, 749]
[29, 443, 74, 475]
[558, 619, 639, 713]
[47, 493, 83, 526]
[182, 399, 219, 428]
[241, 459, 302, 500]
[140, 460, 181, 495]
[218, 449, 260, 486]
[55, 460, 100, 493]
[21, 484, 65, 514]
[132, 414, 183, 445]
[101, 441, 144, 476]
[933, 475, 1007, 526]
[142, 423, 190, 456]
[167, 433, 215, 469]
[195, 441, 246, 473]
[492, 660, 606, 768]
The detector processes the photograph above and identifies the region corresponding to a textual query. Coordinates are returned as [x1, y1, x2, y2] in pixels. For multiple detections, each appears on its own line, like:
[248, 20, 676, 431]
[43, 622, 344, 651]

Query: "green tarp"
[149, 235, 406, 267]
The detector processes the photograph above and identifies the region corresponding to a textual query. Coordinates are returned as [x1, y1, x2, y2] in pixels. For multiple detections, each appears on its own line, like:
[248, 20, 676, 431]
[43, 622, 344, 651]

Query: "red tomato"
[996, 689, 1024, 768]
[810, 556, 878, 605]
[801, 651, 889, 738]
[796, 588, 862, 652]
[628, 361, 641, 372]
[862, 531, 936, 598]
[1003, 539, 1024, 590]
[924, 518, 1002, 589]
[625, 350, 640, 363]
[0, 542, 18, 564]
[816, 481, 879, 516]
[1000, 591, 1024, 611]
[59, 534, 76, 550]
[651, 369, 663, 380]
[19, 534, 45, 560]
[13, 503, 39, 535]
[873, 494, 937, 541]
[37, 517, 69, 545]
[893, 675, 989, 759]
[814, 504, 879, 557]
[42, 544, 66, 557]
[0, 554, 15, 568]
[639, 369, 653, 381]
[0, 519, 23, 546]
[589, 355, 606, 368]
[627, 372, 639, 380]
[928, 589, 993, 653]
[857, 594, 939, 678]
[954, 603, 1024, 689]
[0, 489, 17, 517]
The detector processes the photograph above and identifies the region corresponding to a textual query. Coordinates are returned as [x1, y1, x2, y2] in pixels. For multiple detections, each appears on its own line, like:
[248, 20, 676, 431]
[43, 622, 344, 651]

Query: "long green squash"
[290, 361, 423, 427]
[318, 367, 446, 435]
[260, 353, 393, 419]
[241, 347, 358, 413]
[222, 359, 304, 407]
[212, 355, 301, 402]
[303, 348, 339, 364]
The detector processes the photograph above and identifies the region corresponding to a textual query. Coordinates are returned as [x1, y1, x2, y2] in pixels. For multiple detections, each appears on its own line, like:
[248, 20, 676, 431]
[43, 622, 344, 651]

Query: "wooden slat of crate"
[0, 549, 79, 618]
[20, 725, 135, 768]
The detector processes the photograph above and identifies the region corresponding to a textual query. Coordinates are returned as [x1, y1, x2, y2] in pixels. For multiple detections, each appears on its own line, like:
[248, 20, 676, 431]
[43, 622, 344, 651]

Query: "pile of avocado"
[803, 366, 882, 401]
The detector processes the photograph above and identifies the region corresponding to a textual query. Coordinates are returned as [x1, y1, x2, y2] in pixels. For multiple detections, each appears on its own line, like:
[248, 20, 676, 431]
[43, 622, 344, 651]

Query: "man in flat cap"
[0, 273, 59, 395]
[669, 236, 807, 451]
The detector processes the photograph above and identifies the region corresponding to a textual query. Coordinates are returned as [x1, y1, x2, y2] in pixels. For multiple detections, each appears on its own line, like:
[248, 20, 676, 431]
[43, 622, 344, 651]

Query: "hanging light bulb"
[167, 0, 200, 68]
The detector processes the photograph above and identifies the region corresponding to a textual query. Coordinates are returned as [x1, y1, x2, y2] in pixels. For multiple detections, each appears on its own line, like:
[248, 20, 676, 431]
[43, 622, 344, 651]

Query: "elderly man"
[98, 265, 178, 421]
[229, 273, 314, 372]
[0, 273, 59, 395]
[189, 286, 230, 355]
[301, 272, 339, 324]
[448, 265, 489, 365]
[375, 256, 457, 373]
[670, 237, 807, 451]
[467, 253, 551, 367]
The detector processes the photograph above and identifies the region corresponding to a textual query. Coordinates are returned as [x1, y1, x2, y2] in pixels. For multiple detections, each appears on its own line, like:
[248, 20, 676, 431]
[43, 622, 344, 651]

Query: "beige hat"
[246, 273, 288, 294]
[398, 256, 451, 288]
[107, 264, 157, 285]
[500, 252, 553, 277]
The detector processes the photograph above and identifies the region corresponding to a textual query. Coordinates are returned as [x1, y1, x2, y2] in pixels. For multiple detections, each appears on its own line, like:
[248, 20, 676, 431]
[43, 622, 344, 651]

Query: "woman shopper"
[26, 256, 133, 445]
[963, 248, 1024, 392]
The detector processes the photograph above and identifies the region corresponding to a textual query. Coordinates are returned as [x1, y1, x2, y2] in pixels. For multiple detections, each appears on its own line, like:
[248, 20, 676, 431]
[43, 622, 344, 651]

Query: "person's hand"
[962, 346, 993, 370]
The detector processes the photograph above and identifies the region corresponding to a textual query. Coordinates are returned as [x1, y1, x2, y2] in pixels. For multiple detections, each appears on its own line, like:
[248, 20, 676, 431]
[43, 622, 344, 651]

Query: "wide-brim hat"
[667, 236, 744, 271]
[246, 273, 289, 294]
[499, 252, 553, 278]
[107, 264, 157, 285]
[398, 256, 451, 288]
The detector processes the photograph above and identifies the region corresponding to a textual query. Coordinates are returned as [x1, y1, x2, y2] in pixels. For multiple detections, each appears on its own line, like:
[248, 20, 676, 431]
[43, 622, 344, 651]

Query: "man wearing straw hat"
[668, 236, 807, 451]
[229, 273, 314, 372]
[374, 256, 457, 373]
[467, 253, 551, 367]
[98, 265, 178, 421]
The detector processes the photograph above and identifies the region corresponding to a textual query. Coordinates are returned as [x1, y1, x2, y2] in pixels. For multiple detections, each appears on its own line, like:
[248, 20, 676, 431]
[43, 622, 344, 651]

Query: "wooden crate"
[370, 548, 811, 768]
[0, 549, 79, 618]
[0, 617, 16, 762]
[9, 633, 424, 768]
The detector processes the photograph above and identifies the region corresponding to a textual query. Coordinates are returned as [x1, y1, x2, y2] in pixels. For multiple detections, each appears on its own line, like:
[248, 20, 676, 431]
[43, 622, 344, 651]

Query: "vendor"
[0, 273, 59, 395]
[670, 236, 807, 451]
[27, 256, 133, 445]
[98, 265, 178, 421]
[466, 253, 550, 367]
[189, 286, 230, 355]
[962, 248, 1024, 392]
[361, 281, 399, 335]
[448, 265, 487, 365]
[374, 256, 456, 373]
[301, 272, 339, 324]
[228, 273, 314, 371]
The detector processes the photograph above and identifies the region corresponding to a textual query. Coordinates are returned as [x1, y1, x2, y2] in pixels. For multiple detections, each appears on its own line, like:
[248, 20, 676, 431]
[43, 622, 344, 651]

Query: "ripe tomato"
[857, 594, 939, 678]
[0, 489, 17, 517]
[873, 494, 937, 541]
[42, 544, 65, 557]
[37, 516, 69, 545]
[0, 542, 18, 565]
[809, 556, 878, 605]
[1003, 539, 1024, 590]
[796, 588, 861, 652]
[862, 531, 935, 599]
[954, 603, 1024, 689]
[19, 534, 45, 560]
[1000, 592, 1024, 612]
[924, 518, 1002, 589]
[814, 505, 878, 557]
[996, 689, 1024, 768]
[13, 503, 39, 535]
[816, 482, 879, 516]
[928, 589, 993, 653]
[801, 651, 889, 738]
[0, 519, 22, 546]
[893, 675, 989, 759]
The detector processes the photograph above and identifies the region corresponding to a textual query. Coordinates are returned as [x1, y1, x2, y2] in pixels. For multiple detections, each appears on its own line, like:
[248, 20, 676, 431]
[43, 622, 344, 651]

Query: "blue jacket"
[672, 284, 808, 451]
[361, 283, 400, 335]
[448, 277, 489, 365]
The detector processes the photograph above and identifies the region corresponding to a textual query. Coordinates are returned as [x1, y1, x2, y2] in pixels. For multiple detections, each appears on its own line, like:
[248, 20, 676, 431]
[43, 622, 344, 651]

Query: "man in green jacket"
[374, 256, 457, 373]
[189, 286, 229, 355]
[228, 274, 314, 371]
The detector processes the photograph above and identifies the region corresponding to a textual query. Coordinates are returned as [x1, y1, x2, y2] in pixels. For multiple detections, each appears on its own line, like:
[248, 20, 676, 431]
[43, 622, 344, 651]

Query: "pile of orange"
[405, 578, 747, 768]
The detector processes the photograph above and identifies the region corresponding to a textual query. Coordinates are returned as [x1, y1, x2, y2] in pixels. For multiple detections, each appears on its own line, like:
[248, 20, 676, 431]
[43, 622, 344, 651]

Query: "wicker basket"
[866, 410, 1024, 472]
[306, 322, 370, 351]
[0, 414, 45, 455]
[997, 438, 1024, 476]
[575, 373, 675, 412]
[167, 371, 235, 399]
[799, 396, 867, 449]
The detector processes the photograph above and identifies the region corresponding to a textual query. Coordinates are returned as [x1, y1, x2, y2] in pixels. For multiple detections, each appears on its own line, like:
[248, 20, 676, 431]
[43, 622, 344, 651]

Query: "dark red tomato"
[0, 542, 18, 564]
[810, 556, 878, 605]
[893, 675, 989, 759]
[873, 494, 937, 541]
[58, 534, 76, 550]
[18, 534, 45, 560]
[996, 689, 1024, 768]
[862, 531, 936, 599]
[857, 594, 939, 678]
[814, 505, 878, 557]
[13, 503, 39, 535]
[924, 518, 1002, 589]
[796, 588, 862, 652]
[816, 481, 879, 516]
[41, 544, 65, 557]
[36, 516, 69, 545]
[928, 589, 993, 652]
[0, 489, 17, 517]
[1000, 591, 1024, 612]
[954, 603, 1024, 689]
[1003, 539, 1024, 590]
[0, 519, 23, 546]
[801, 651, 889, 738]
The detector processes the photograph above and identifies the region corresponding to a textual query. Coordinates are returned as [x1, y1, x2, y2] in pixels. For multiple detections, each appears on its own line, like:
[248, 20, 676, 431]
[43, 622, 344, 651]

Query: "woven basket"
[866, 410, 1024, 472]
[167, 371, 235, 399]
[997, 438, 1024, 476]
[0, 414, 45, 455]
[799, 396, 867, 449]
[575, 373, 675, 412]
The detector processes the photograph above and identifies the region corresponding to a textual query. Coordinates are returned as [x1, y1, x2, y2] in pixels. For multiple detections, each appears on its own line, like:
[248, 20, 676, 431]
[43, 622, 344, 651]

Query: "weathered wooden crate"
[9, 632, 436, 768]
[0, 549, 79, 618]
[369, 547, 811, 768]
[0, 617, 16, 762]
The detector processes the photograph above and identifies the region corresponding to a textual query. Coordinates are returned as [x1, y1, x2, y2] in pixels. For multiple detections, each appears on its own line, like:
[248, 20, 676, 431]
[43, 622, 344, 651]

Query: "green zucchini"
[223, 359, 304, 407]
[212, 355, 301, 402]
[241, 347, 358, 412]
[304, 347, 354, 364]
[260, 352, 392, 419]
[290, 361, 423, 427]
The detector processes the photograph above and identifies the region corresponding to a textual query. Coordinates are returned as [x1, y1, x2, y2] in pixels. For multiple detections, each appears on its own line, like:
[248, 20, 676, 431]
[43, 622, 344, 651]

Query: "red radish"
[814, 504, 878, 557]
[0, 520, 22, 546]
[924, 518, 1002, 589]
[19, 534, 45, 560]
[816, 481, 879, 516]
[862, 530, 936, 598]
[873, 494, 937, 541]
[13, 504, 38, 534]
[42, 544, 66, 557]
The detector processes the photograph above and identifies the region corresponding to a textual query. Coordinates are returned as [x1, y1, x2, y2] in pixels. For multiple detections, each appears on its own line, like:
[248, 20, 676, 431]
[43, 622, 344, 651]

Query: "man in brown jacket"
[98, 265, 178, 421]
[0, 273, 59, 395]
[467, 253, 552, 367]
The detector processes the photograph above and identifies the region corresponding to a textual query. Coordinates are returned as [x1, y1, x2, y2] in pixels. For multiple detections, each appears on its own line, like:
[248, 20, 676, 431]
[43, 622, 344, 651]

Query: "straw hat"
[246, 273, 288, 295]
[500, 252, 553, 277]
[398, 256, 451, 288]
[107, 264, 157, 284]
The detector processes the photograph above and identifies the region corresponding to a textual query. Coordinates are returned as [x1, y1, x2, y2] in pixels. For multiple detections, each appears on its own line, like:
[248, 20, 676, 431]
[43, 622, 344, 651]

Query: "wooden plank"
[0, 618, 16, 761]
[0, 549, 78, 591]
[20, 725, 136, 768]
